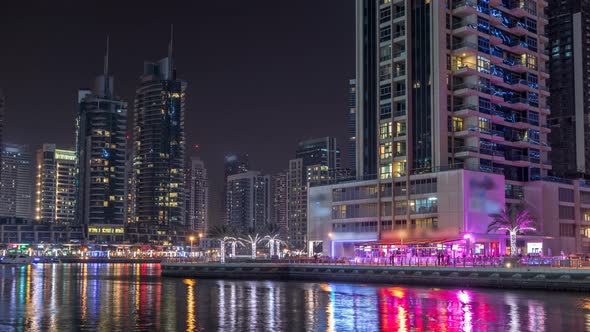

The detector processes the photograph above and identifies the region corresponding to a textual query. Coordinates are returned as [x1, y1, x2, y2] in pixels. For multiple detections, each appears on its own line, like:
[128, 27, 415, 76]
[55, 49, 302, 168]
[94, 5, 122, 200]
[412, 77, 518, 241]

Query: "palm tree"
[239, 228, 269, 260]
[264, 224, 286, 257]
[208, 225, 238, 263]
[227, 237, 244, 257]
[488, 206, 536, 257]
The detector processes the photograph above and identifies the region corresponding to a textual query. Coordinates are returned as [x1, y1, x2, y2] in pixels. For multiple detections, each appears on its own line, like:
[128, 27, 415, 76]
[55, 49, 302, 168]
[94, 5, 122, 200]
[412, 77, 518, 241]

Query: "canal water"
[0, 263, 588, 331]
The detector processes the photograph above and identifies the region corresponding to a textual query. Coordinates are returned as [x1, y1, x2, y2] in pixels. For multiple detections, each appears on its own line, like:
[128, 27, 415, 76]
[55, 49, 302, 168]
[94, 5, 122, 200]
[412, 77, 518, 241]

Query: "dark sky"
[0, 0, 355, 223]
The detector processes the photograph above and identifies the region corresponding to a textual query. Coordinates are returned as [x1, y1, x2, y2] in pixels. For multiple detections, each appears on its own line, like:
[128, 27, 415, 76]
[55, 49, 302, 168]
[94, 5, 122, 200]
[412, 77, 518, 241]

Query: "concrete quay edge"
[161, 262, 590, 291]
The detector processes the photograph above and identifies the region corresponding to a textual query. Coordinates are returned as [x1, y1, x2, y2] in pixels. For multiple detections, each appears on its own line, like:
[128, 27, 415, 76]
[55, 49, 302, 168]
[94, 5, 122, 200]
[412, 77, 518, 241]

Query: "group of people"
[382, 250, 503, 267]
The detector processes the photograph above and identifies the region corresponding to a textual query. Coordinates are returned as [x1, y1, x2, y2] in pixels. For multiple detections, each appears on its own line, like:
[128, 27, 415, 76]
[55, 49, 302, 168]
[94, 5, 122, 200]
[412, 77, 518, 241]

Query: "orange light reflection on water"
[184, 279, 196, 331]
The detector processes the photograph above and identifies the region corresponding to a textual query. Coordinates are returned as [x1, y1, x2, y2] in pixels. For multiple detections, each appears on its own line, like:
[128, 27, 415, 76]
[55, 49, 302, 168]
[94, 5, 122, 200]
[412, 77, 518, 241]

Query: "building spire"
[168, 24, 174, 79]
[103, 35, 110, 97]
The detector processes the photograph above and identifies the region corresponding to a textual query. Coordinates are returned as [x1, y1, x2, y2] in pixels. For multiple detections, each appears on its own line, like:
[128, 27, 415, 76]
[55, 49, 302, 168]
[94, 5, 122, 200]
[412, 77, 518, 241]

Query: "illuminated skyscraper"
[288, 137, 340, 250]
[76, 39, 127, 241]
[226, 171, 270, 232]
[224, 153, 250, 181]
[188, 157, 208, 233]
[222, 153, 249, 223]
[35, 144, 77, 224]
[357, 0, 550, 181]
[271, 171, 288, 230]
[132, 30, 187, 226]
[0, 144, 32, 219]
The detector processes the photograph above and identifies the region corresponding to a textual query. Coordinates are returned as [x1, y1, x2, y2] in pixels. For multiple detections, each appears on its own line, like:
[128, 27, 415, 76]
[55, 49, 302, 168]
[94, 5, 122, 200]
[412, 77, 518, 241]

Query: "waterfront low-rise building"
[308, 168, 590, 258]
[0, 217, 83, 244]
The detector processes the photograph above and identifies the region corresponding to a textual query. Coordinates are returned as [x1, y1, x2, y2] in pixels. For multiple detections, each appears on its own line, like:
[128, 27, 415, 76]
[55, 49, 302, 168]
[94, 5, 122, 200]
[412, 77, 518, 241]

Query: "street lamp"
[328, 233, 333, 258]
[189, 236, 195, 256]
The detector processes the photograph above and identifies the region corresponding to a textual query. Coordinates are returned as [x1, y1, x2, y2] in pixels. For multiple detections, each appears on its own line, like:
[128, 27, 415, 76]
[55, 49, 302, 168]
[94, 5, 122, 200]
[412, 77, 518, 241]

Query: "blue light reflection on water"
[0, 264, 589, 331]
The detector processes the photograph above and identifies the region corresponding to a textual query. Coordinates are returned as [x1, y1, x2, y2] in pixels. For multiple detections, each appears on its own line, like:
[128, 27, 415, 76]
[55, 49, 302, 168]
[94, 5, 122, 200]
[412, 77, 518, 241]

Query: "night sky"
[0, 1, 355, 223]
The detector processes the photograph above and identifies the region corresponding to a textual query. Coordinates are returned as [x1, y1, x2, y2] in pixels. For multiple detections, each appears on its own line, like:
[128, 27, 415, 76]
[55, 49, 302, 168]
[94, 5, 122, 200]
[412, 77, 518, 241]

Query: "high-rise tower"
[188, 157, 209, 233]
[226, 171, 270, 232]
[0, 144, 32, 219]
[76, 38, 128, 241]
[132, 28, 187, 226]
[271, 171, 288, 230]
[287, 137, 340, 250]
[357, 0, 551, 182]
[548, 0, 590, 178]
[222, 153, 249, 224]
[35, 144, 77, 224]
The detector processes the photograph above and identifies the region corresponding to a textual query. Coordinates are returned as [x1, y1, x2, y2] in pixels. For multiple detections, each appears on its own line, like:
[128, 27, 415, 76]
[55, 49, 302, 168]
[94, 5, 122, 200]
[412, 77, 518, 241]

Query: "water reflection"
[0, 264, 589, 331]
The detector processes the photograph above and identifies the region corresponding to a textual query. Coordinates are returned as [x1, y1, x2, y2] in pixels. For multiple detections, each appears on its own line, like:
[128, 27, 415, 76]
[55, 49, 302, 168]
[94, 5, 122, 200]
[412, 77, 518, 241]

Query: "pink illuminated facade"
[308, 169, 590, 257]
[308, 168, 509, 257]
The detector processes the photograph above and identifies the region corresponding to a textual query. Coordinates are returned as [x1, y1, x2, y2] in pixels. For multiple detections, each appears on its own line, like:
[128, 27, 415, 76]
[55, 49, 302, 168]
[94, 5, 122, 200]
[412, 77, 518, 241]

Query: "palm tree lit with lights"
[208, 225, 238, 263]
[228, 237, 244, 257]
[264, 224, 286, 257]
[488, 206, 536, 257]
[240, 228, 269, 260]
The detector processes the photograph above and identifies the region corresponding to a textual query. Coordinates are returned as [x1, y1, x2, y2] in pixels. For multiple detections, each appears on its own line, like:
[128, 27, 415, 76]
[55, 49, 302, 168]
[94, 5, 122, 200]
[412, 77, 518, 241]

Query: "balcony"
[452, 62, 479, 77]
[392, 10, 405, 21]
[451, 0, 478, 17]
[393, 90, 406, 100]
[393, 109, 406, 118]
[452, 104, 478, 117]
[499, 56, 527, 73]
[503, 97, 530, 110]
[392, 50, 406, 62]
[393, 70, 406, 81]
[489, 8, 503, 25]
[452, 83, 481, 97]
[392, 30, 406, 41]
[452, 41, 478, 56]
[480, 148, 506, 160]
[506, 21, 528, 36]
[504, 40, 530, 56]
[508, 154, 531, 166]
[453, 145, 479, 159]
[451, 20, 478, 37]
[500, 2, 530, 18]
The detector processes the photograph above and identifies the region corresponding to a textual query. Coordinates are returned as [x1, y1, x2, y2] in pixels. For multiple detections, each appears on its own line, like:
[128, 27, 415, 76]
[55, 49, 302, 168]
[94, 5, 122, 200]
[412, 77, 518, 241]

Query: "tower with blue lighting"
[76, 37, 128, 241]
[132, 27, 187, 228]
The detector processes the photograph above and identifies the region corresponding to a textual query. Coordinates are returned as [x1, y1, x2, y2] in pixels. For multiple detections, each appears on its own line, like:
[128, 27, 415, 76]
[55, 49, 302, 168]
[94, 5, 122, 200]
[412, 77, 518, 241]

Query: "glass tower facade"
[77, 72, 127, 241]
[547, 0, 590, 177]
[132, 55, 187, 227]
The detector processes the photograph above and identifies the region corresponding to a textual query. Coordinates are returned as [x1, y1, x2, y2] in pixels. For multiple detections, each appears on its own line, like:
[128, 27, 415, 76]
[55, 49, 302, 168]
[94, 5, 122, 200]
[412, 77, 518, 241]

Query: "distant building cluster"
[0, 33, 205, 246]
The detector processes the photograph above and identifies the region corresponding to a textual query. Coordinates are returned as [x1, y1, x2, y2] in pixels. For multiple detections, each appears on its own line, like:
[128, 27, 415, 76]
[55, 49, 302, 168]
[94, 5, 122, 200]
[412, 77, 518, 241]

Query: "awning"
[355, 237, 463, 246]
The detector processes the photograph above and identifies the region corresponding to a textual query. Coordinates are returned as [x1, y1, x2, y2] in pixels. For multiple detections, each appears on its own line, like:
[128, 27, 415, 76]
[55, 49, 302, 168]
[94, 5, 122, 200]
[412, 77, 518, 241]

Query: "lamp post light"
[463, 233, 473, 267]
[189, 236, 195, 257]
